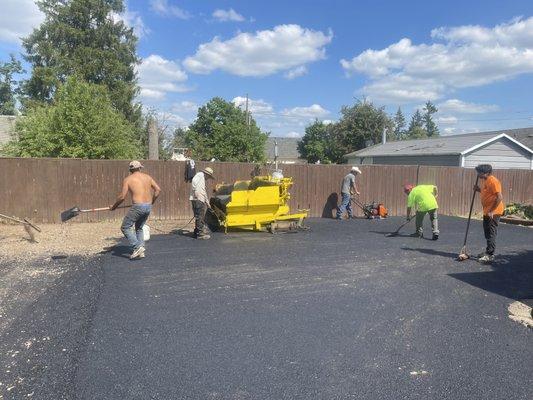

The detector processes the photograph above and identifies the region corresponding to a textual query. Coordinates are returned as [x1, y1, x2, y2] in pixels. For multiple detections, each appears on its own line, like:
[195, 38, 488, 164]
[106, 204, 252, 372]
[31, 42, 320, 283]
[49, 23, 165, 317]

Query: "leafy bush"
[4, 76, 140, 159]
[504, 203, 533, 220]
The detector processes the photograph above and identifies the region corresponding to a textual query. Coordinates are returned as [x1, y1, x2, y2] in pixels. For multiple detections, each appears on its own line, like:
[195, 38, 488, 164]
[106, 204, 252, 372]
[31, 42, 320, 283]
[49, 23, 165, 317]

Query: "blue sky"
[1, 0, 533, 137]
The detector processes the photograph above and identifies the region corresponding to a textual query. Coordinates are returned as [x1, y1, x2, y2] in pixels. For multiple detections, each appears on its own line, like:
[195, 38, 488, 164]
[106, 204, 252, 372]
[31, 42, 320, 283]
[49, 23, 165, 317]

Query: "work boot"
[478, 254, 495, 263]
[130, 246, 145, 260]
[432, 234, 439, 241]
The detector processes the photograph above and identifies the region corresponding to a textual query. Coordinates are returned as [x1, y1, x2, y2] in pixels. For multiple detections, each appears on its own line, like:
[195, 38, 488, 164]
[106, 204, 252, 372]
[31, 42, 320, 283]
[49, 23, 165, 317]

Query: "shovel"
[458, 176, 479, 261]
[61, 205, 131, 222]
[385, 217, 413, 237]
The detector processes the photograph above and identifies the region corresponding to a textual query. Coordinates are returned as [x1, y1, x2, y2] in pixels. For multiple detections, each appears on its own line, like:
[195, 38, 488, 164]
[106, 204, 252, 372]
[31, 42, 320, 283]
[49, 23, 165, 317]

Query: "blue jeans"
[336, 193, 353, 219]
[121, 204, 151, 250]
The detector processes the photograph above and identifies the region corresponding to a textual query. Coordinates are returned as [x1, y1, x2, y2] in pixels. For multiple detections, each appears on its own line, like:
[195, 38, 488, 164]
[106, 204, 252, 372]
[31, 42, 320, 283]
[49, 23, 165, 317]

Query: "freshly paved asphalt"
[2, 216, 532, 399]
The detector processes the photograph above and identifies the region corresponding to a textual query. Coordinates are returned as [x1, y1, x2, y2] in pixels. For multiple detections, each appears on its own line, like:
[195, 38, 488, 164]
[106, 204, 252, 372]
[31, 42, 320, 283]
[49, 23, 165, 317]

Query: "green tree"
[423, 101, 439, 137]
[407, 109, 427, 139]
[4, 76, 140, 159]
[393, 107, 406, 140]
[185, 97, 268, 162]
[0, 54, 24, 115]
[21, 0, 141, 125]
[298, 120, 343, 164]
[336, 99, 394, 155]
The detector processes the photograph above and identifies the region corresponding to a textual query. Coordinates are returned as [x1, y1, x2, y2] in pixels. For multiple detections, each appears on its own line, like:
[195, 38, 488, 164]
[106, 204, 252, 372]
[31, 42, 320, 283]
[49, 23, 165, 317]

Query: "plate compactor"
[208, 175, 308, 233]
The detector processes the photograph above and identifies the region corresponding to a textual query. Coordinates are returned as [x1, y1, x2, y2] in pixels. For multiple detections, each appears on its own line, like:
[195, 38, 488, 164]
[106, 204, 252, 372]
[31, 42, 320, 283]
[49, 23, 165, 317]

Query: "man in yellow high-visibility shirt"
[404, 183, 439, 240]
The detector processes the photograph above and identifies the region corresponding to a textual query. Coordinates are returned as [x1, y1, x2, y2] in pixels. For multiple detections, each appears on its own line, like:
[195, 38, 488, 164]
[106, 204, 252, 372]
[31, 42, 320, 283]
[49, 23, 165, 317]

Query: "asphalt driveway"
[1, 216, 532, 399]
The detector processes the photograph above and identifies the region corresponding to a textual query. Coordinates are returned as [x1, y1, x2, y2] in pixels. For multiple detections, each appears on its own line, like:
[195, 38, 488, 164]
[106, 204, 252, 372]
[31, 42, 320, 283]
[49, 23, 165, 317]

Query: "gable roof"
[265, 137, 303, 160]
[345, 127, 533, 158]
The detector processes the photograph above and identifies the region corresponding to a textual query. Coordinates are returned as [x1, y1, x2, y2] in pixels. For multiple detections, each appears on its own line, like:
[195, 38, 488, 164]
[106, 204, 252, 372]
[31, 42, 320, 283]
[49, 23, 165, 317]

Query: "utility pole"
[148, 116, 159, 160]
[245, 93, 251, 131]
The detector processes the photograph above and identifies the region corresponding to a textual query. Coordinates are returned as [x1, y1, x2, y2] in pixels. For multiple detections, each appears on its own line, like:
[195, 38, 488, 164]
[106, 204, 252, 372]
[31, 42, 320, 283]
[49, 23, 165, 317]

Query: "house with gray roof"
[344, 127, 533, 170]
[265, 137, 306, 164]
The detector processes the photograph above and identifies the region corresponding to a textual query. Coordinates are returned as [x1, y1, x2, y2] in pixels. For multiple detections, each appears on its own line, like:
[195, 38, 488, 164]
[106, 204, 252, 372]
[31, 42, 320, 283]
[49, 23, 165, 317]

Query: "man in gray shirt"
[336, 166, 362, 219]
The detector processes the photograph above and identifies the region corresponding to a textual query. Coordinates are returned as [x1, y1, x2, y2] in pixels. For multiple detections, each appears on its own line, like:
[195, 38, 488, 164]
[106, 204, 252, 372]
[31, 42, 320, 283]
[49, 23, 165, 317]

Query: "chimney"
[382, 128, 387, 145]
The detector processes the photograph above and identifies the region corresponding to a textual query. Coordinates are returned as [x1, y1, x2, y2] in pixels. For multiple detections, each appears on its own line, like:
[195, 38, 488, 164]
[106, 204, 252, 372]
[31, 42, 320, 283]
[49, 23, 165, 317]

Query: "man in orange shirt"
[474, 164, 504, 263]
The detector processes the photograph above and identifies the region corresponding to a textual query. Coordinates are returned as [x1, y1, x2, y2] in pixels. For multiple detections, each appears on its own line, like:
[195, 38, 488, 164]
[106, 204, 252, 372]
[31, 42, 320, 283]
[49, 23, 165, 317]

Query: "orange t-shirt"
[480, 175, 504, 215]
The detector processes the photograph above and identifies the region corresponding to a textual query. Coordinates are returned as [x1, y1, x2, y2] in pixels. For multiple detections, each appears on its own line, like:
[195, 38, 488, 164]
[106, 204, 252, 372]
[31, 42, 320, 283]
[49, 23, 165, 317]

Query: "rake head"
[457, 246, 470, 261]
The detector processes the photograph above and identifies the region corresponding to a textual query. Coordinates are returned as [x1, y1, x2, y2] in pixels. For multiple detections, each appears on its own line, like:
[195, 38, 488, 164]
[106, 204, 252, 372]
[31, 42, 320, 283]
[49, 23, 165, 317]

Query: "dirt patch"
[508, 301, 533, 329]
[0, 219, 189, 262]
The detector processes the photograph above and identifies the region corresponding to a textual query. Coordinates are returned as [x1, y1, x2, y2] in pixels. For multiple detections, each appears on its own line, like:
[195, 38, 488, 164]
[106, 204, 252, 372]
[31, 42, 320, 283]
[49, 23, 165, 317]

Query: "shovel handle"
[462, 176, 479, 247]
[80, 205, 131, 213]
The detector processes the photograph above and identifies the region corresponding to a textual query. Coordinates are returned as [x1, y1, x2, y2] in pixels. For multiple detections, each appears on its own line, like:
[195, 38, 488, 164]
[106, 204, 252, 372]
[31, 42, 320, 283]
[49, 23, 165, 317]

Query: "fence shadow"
[322, 192, 338, 218]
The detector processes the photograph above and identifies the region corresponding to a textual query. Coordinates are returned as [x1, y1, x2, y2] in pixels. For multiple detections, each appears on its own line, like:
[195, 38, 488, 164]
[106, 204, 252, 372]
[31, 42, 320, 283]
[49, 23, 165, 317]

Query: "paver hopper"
[209, 175, 308, 232]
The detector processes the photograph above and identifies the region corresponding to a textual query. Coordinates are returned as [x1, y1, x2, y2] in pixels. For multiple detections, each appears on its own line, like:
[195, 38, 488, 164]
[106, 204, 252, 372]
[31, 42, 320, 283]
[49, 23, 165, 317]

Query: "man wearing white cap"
[336, 166, 362, 220]
[110, 161, 161, 259]
[190, 167, 215, 239]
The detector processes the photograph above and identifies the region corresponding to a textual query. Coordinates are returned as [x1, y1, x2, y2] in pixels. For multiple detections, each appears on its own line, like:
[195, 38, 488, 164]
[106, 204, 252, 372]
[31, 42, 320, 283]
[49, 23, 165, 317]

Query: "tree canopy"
[298, 120, 343, 164]
[0, 55, 24, 115]
[185, 97, 268, 162]
[4, 76, 140, 159]
[21, 0, 140, 124]
[336, 100, 394, 154]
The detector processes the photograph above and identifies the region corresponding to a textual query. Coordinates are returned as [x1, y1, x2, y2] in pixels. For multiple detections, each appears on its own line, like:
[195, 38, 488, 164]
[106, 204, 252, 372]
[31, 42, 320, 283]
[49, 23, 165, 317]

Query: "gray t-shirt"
[341, 173, 356, 194]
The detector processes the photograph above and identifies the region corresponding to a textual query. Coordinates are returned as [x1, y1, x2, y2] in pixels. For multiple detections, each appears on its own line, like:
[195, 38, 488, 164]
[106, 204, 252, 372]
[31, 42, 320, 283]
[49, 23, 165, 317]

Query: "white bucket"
[143, 224, 150, 241]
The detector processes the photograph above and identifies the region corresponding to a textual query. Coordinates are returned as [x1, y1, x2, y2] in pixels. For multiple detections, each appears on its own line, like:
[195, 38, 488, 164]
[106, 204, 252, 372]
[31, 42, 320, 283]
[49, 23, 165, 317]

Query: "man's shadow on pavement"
[101, 244, 131, 259]
[403, 247, 533, 301]
[369, 230, 434, 240]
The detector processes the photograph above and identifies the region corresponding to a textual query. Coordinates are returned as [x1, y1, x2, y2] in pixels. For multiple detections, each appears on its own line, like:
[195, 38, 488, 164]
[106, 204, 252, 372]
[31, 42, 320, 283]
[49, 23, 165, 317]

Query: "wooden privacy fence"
[0, 158, 531, 223]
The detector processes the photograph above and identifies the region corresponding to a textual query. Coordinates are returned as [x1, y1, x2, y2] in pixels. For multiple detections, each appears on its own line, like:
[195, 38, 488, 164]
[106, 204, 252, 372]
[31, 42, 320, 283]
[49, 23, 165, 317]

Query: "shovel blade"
[61, 206, 81, 222]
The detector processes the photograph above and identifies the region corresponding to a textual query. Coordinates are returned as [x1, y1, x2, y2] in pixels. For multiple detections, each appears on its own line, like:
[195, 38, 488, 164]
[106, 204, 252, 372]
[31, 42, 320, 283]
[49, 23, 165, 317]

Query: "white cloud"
[150, 0, 191, 19]
[232, 96, 274, 114]
[341, 17, 533, 103]
[443, 127, 456, 134]
[282, 104, 329, 119]
[171, 101, 198, 113]
[137, 55, 189, 100]
[184, 24, 333, 77]
[212, 9, 245, 22]
[111, 7, 150, 39]
[230, 98, 330, 137]
[437, 99, 499, 114]
[436, 116, 458, 124]
[0, 0, 44, 44]
[284, 66, 308, 79]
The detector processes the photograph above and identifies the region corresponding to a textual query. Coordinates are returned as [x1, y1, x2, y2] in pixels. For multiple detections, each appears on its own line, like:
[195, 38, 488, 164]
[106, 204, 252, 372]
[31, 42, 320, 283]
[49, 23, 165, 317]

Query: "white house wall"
[463, 138, 532, 169]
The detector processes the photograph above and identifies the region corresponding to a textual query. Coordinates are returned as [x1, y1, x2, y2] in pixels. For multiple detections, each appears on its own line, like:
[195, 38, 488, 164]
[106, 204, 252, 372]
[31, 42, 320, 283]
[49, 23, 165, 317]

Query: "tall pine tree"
[21, 0, 141, 125]
[393, 107, 406, 140]
[0, 54, 24, 115]
[407, 109, 427, 139]
[423, 101, 439, 137]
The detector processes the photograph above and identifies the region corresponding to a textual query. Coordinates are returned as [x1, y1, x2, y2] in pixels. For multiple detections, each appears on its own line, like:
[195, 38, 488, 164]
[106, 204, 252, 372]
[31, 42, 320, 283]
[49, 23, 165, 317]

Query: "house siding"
[348, 154, 460, 166]
[463, 138, 532, 169]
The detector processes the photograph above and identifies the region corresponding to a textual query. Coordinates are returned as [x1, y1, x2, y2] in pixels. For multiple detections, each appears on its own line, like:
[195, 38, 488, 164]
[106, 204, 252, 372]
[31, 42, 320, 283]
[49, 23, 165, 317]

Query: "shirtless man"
[110, 161, 161, 259]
